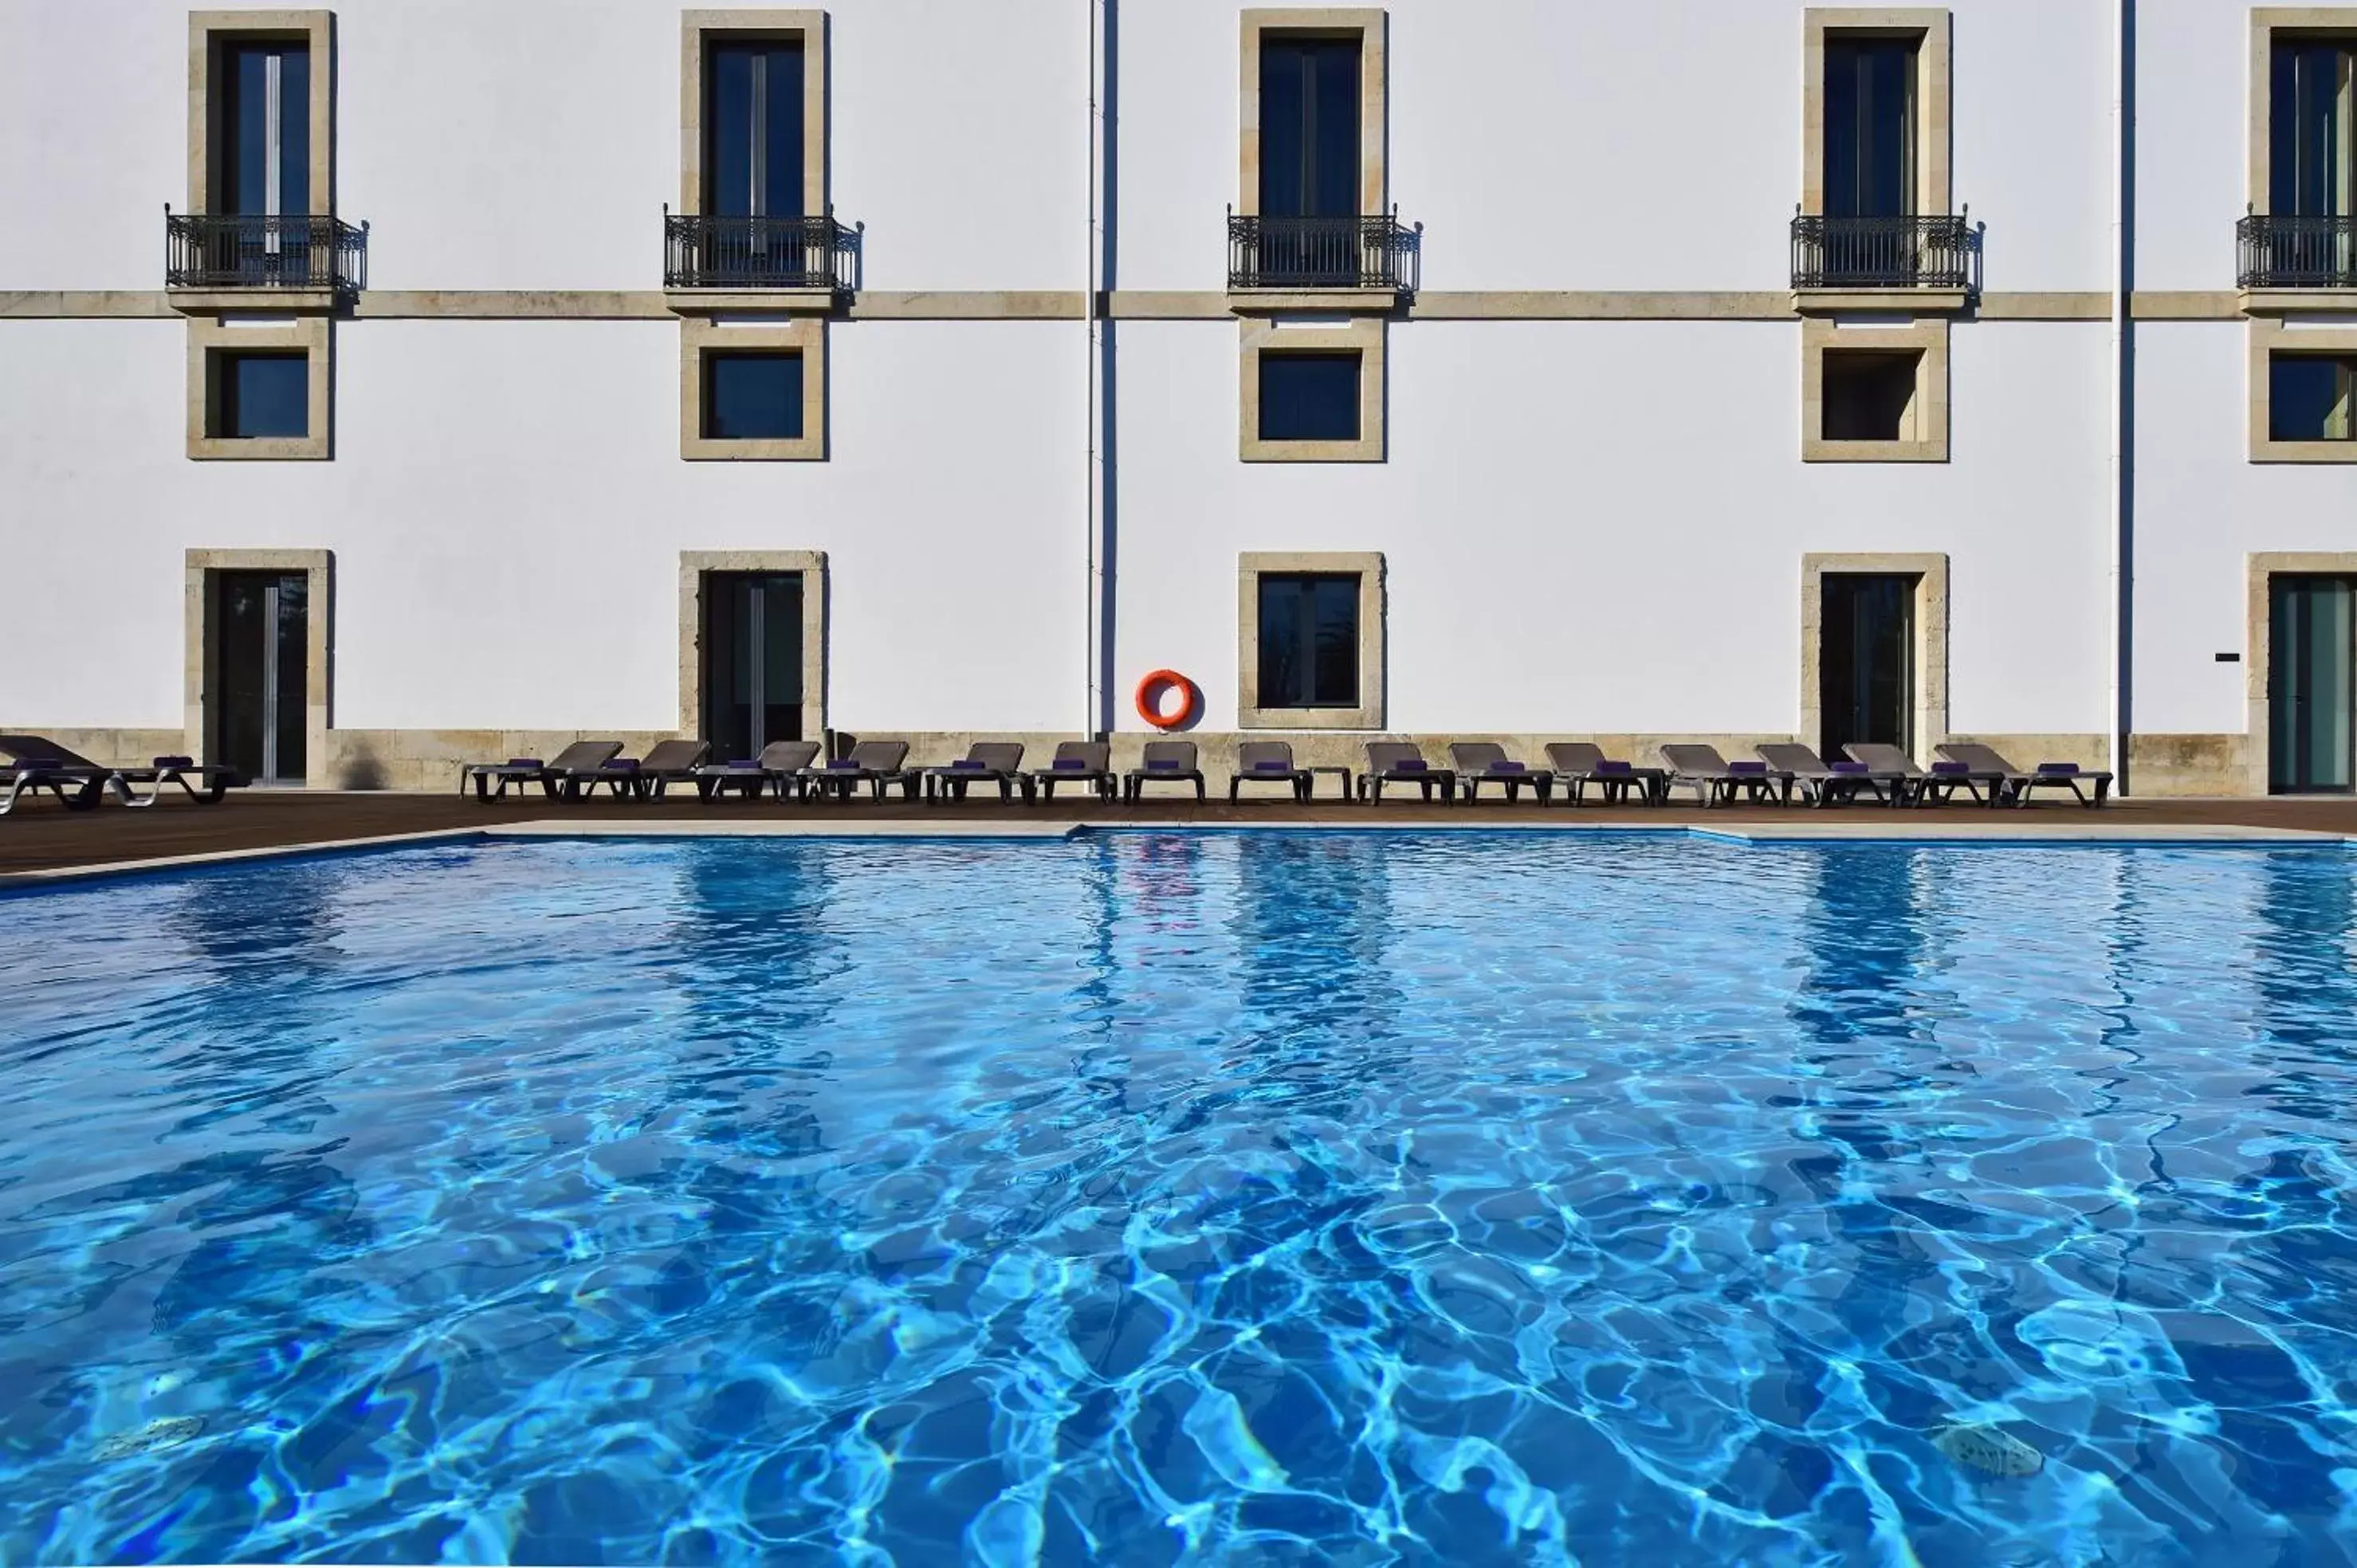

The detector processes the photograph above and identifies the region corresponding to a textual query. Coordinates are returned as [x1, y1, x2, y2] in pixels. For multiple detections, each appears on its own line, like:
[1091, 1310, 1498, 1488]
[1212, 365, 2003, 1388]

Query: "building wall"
[0, 0, 2347, 795]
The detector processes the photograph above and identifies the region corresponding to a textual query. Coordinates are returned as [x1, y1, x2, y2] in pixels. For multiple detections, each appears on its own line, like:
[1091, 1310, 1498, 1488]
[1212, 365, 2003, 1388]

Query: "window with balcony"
[1795, 12, 1970, 295]
[2244, 36, 2357, 289]
[669, 17, 855, 294]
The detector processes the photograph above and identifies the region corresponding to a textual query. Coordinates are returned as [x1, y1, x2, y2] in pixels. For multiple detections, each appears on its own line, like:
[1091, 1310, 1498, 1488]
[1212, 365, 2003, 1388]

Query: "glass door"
[701, 572, 803, 760]
[2270, 575, 2355, 793]
[214, 571, 308, 784]
[1257, 36, 1361, 285]
[1819, 573, 1916, 763]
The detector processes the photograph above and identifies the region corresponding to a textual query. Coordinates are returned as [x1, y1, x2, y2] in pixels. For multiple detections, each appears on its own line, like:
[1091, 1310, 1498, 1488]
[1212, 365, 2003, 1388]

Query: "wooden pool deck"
[5, 787, 2357, 882]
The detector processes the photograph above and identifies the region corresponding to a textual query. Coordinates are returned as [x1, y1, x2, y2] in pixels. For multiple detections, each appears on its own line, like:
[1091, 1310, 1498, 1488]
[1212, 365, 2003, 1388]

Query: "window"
[706, 41, 806, 218]
[1257, 574, 1361, 708]
[217, 41, 309, 217]
[186, 316, 329, 460]
[2273, 39, 2355, 218]
[2272, 354, 2357, 440]
[1802, 316, 1948, 462]
[215, 352, 308, 438]
[1824, 38, 1918, 219]
[680, 316, 823, 459]
[1259, 352, 1360, 442]
[1260, 37, 1360, 218]
[1237, 551, 1385, 728]
[1821, 349, 1922, 441]
[703, 352, 803, 440]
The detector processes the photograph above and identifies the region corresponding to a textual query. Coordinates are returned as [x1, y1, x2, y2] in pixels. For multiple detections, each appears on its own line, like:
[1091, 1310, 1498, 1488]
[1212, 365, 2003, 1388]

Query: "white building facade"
[0, 0, 2350, 796]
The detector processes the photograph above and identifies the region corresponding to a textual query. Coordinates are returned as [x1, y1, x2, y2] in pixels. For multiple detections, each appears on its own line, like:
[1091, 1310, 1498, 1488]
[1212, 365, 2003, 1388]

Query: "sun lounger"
[463, 740, 622, 802]
[1935, 743, 2113, 807]
[1542, 742, 1661, 806]
[1229, 741, 1313, 803]
[1, 756, 107, 815]
[104, 754, 253, 808]
[922, 742, 1027, 803]
[1449, 742, 1552, 804]
[1025, 741, 1115, 802]
[1125, 740, 1205, 803]
[1842, 741, 1998, 808]
[0, 735, 246, 812]
[1357, 741, 1454, 803]
[1661, 744, 1789, 808]
[1756, 742, 1906, 807]
[801, 740, 916, 803]
[695, 740, 819, 801]
[627, 740, 712, 800]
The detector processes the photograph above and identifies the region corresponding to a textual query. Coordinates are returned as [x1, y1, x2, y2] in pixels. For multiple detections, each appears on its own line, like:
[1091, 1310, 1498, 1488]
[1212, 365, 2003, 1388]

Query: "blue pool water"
[3, 832, 2357, 1566]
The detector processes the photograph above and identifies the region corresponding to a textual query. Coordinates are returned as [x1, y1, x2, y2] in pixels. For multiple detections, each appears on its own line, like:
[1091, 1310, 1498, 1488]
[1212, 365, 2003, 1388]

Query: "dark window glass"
[216, 352, 308, 438]
[220, 42, 308, 215]
[2272, 354, 2357, 441]
[1259, 352, 1360, 442]
[1821, 350, 1920, 441]
[702, 572, 804, 758]
[1258, 573, 1360, 709]
[1823, 38, 1917, 218]
[1259, 37, 1360, 217]
[1820, 574, 1916, 760]
[704, 352, 803, 440]
[2273, 42, 2355, 217]
[706, 42, 806, 217]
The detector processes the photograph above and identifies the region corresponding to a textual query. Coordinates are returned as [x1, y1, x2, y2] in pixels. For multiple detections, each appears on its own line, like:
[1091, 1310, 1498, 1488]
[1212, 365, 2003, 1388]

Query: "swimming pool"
[3, 831, 2355, 1565]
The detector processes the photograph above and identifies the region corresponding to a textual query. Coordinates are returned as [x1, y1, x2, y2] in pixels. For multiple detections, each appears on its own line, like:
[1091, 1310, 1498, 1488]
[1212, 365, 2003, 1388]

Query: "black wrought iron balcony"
[1227, 210, 1421, 296]
[2237, 212, 2357, 289]
[165, 209, 367, 297]
[1791, 212, 1979, 293]
[663, 209, 861, 293]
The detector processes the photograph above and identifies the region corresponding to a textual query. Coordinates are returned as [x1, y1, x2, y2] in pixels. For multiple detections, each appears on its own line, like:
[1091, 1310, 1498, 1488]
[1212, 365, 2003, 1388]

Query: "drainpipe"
[2108, 0, 2134, 794]
[1084, 0, 1106, 737]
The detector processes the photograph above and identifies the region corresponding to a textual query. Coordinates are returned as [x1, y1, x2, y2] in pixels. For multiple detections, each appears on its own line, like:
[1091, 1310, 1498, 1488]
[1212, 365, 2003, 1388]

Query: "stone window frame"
[184, 547, 333, 782]
[1238, 550, 1386, 730]
[2245, 552, 2357, 794]
[1238, 9, 1388, 220]
[679, 314, 826, 459]
[1801, 9, 1952, 218]
[2249, 316, 2357, 461]
[1239, 315, 1385, 462]
[680, 10, 829, 218]
[1801, 314, 1949, 462]
[678, 550, 830, 741]
[189, 10, 336, 217]
[186, 313, 332, 460]
[1799, 552, 1950, 763]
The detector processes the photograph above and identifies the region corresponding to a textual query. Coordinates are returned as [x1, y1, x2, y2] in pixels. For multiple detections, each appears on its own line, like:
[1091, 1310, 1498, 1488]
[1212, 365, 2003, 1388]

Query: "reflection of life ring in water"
[1134, 670, 1200, 730]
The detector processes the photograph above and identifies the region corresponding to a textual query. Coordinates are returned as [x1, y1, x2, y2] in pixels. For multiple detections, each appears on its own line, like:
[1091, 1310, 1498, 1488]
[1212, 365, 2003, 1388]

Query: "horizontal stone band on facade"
[0, 289, 2244, 322]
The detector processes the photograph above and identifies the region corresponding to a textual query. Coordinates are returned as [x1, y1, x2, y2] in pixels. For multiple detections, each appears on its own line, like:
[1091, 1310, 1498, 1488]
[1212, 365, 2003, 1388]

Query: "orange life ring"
[1135, 670, 1199, 731]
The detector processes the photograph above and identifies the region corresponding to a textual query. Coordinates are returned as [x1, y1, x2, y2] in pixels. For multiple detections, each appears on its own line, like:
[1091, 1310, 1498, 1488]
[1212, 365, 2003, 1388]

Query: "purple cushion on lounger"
[827, 759, 860, 771]
[608, 759, 640, 772]
[1729, 760, 1767, 774]
[1395, 760, 1427, 772]
[1830, 761, 1868, 774]
[505, 757, 542, 769]
[1931, 760, 1970, 775]
[2038, 762, 2081, 774]
[1054, 759, 1087, 771]
[154, 755, 196, 769]
[1490, 761, 1526, 773]
[950, 759, 986, 770]
[727, 759, 758, 768]
[1596, 760, 1632, 774]
[1148, 760, 1178, 771]
[1252, 761, 1288, 772]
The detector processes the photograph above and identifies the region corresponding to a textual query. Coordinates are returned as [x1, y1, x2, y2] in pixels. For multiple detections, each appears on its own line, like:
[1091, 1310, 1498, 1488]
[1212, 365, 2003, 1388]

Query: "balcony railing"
[1791, 211, 1979, 293]
[1227, 210, 1421, 296]
[663, 209, 861, 293]
[164, 209, 367, 297]
[2237, 212, 2357, 289]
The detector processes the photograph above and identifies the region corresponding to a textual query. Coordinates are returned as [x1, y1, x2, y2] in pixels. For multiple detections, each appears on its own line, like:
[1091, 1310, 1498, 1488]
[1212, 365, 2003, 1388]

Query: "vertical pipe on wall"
[2109, 0, 2135, 794]
[1084, 0, 1106, 737]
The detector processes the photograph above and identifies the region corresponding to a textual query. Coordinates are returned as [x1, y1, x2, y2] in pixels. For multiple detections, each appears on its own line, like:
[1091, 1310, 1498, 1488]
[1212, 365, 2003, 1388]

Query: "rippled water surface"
[5, 832, 2357, 1566]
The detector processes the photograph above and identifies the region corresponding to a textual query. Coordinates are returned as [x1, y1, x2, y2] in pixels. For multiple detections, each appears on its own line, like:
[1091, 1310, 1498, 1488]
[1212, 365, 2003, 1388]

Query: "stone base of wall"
[3, 724, 2266, 796]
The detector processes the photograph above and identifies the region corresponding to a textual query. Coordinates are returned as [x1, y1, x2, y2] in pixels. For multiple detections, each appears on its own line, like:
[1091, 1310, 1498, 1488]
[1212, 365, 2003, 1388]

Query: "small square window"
[1259, 352, 1361, 442]
[703, 352, 803, 441]
[1257, 572, 1360, 708]
[214, 351, 308, 438]
[2270, 355, 2356, 442]
[1821, 349, 1922, 442]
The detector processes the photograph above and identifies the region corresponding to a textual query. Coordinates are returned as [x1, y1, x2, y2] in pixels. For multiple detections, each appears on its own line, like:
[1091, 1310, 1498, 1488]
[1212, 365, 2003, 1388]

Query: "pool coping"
[4, 815, 2353, 889]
